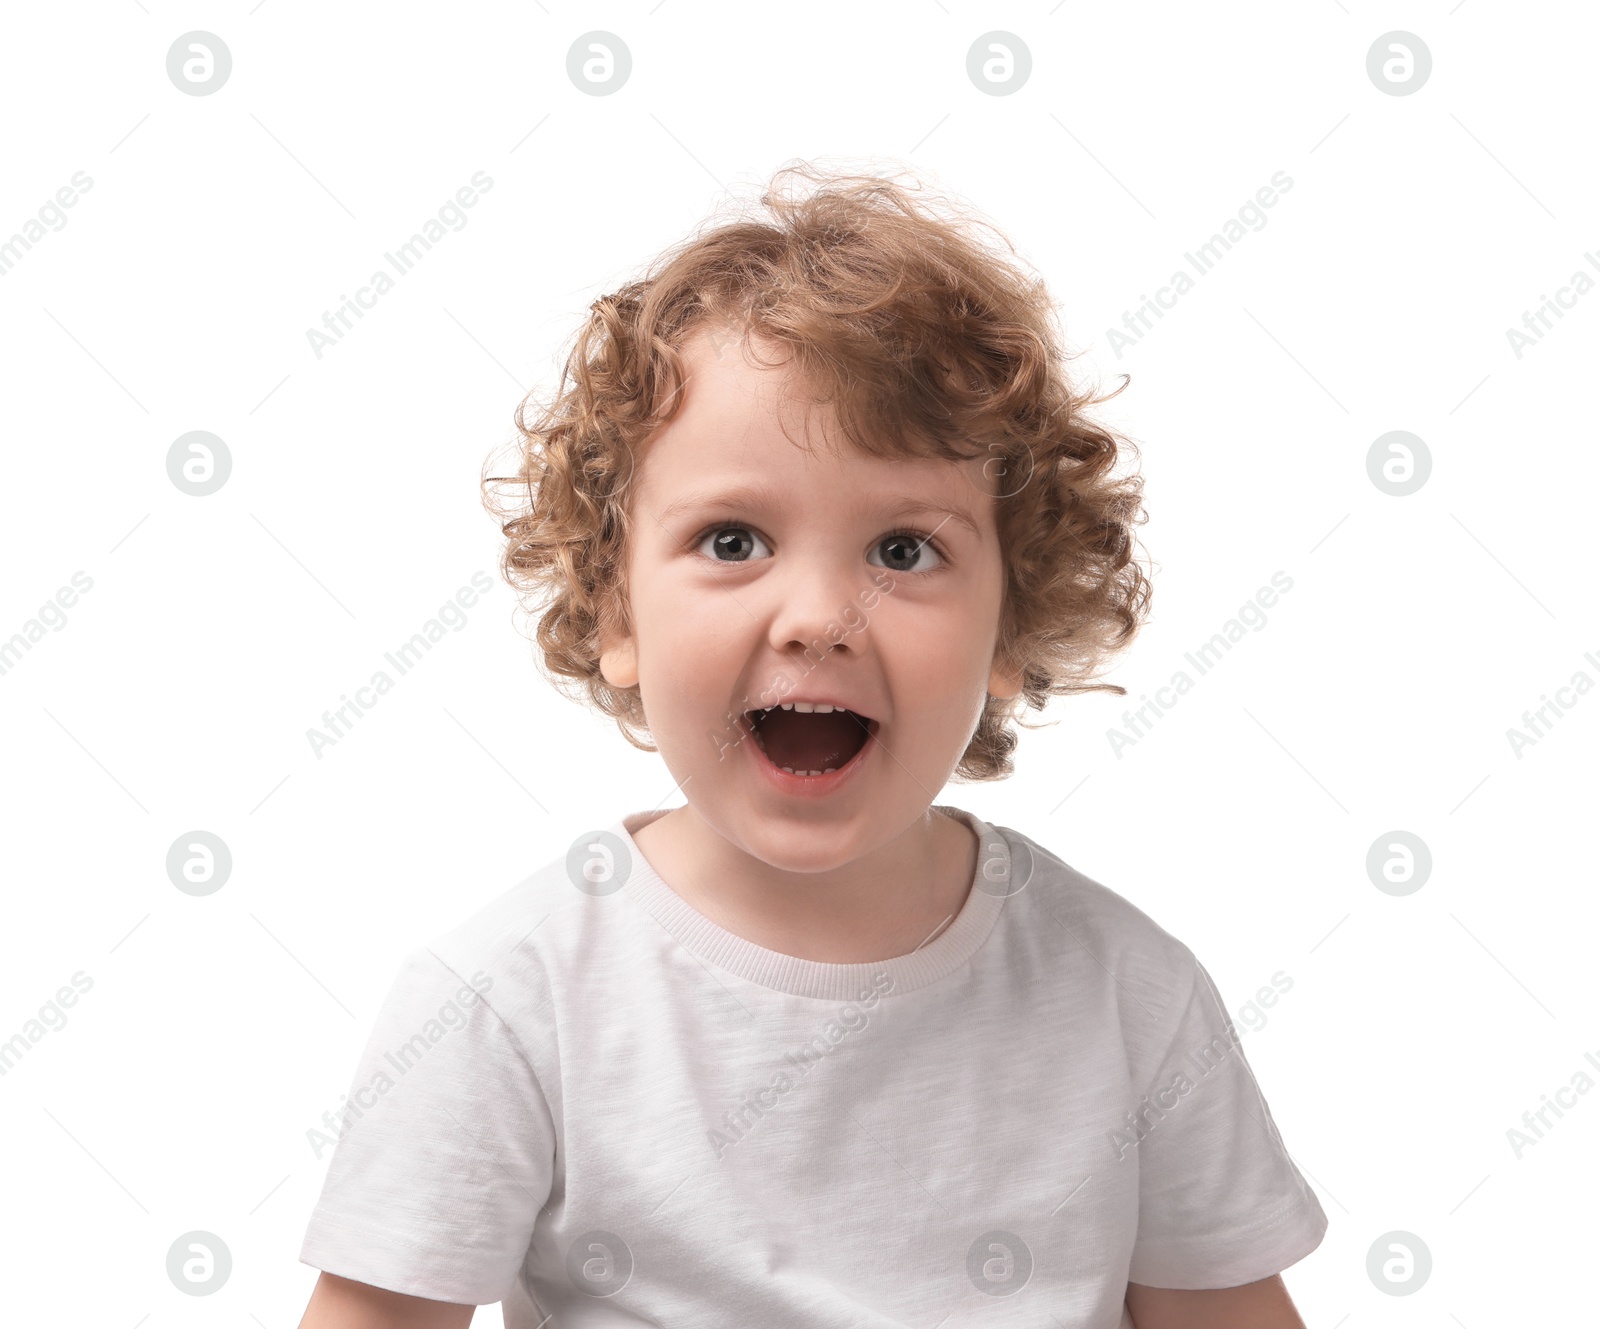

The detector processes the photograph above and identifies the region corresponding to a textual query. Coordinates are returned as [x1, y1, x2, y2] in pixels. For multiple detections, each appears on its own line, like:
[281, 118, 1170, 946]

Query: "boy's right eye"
[696, 525, 772, 564]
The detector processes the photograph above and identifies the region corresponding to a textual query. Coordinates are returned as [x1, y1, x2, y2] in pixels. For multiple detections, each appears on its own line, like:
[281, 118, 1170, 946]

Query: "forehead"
[634, 328, 994, 507]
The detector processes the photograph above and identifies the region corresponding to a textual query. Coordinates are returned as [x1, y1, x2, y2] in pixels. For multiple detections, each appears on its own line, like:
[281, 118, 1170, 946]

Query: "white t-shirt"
[300, 804, 1326, 1327]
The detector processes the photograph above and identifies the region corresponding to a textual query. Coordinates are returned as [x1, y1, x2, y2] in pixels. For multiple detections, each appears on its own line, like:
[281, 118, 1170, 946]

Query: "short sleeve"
[1126, 951, 1327, 1288]
[299, 947, 555, 1305]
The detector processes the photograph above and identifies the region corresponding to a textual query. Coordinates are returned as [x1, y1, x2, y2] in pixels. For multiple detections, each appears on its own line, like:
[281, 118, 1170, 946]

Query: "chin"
[724, 804, 882, 868]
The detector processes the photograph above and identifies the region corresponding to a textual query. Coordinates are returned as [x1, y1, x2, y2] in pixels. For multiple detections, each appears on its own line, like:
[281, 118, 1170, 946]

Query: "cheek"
[632, 577, 739, 680]
[879, 591, 992, 666]
[873, 595, 1001, 728]
[642, 612, 711, 669]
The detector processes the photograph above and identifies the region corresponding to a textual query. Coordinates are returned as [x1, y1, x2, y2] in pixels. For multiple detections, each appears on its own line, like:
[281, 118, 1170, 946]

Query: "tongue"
[757, 709, 868, 771]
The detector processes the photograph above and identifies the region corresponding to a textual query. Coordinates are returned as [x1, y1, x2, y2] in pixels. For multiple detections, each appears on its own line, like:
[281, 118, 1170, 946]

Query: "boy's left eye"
[870, 531, 944, 574]
[694, 526, 944, 574]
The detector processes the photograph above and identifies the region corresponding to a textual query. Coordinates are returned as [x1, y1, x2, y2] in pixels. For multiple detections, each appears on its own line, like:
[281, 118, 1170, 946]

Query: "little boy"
[297, 165, 1326, 1328]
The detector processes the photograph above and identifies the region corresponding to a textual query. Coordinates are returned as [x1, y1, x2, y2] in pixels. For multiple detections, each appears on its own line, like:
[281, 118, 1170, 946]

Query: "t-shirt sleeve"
[299, 946, 555, 1305]
[1126, 949, 1327, 1289]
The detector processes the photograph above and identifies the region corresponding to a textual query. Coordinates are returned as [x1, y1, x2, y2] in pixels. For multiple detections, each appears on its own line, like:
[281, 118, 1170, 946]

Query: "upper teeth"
[756, 702, 839, 714]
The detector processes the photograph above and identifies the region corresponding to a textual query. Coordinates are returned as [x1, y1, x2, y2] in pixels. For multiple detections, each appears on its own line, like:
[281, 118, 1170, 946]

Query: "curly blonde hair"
[482, 162, 1153, 781]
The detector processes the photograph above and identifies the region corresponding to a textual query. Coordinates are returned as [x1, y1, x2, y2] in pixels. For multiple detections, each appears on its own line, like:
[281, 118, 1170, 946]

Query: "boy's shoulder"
[985, 815, 1201, 984]
[412, 836, 610, 986]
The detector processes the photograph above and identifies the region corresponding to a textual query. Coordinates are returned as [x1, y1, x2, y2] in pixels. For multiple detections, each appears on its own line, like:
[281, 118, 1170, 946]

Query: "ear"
[598, 618, 639, 690]
[987, 654, 1024, 701]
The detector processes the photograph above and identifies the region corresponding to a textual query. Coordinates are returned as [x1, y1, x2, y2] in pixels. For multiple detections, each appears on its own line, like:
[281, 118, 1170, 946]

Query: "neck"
[632, 804, 976, 964]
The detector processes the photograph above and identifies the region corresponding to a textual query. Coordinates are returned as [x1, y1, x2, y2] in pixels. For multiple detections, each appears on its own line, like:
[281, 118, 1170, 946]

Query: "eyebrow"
[655, 484, 983, 540]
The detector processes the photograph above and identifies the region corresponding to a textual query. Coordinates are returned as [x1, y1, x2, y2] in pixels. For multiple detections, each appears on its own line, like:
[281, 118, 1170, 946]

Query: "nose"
[762, 541, 876, 665]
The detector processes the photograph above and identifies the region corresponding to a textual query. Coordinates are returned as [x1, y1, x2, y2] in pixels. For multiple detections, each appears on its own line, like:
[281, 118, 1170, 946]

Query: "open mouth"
[743, 703, 876, 776]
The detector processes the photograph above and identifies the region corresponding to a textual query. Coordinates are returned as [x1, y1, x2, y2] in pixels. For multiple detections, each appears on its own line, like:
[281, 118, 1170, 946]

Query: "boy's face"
[599, 327, 1023, 871]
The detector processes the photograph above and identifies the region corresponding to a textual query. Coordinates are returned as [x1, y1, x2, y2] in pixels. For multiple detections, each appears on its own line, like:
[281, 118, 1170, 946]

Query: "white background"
[1, 2, 1595, 1324]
